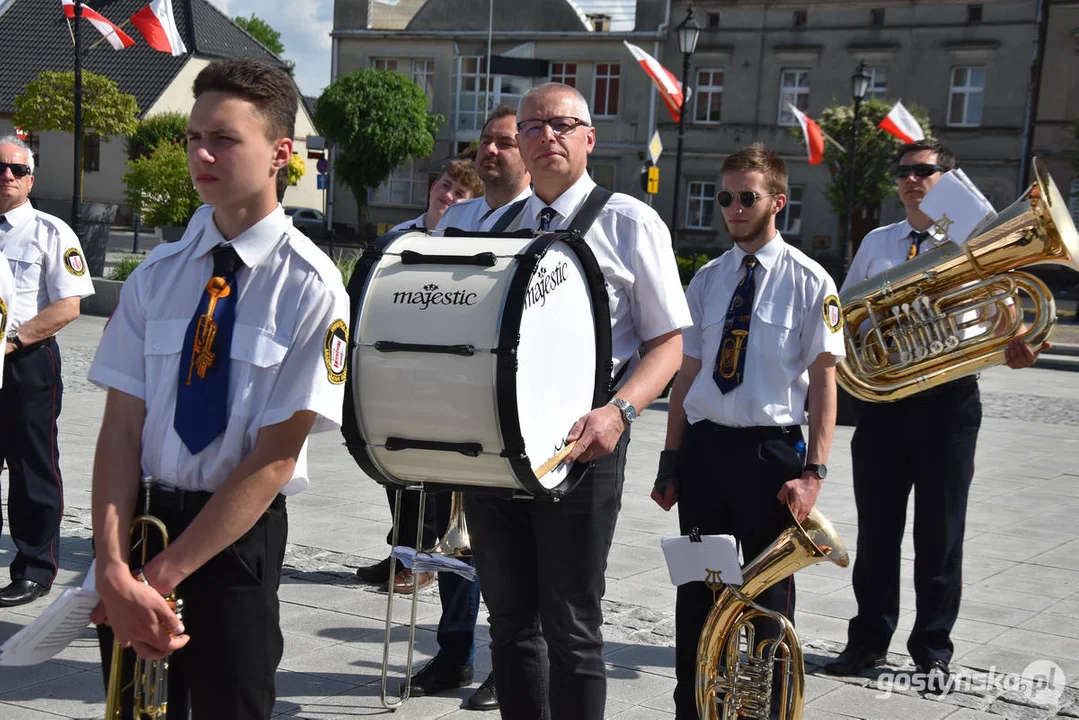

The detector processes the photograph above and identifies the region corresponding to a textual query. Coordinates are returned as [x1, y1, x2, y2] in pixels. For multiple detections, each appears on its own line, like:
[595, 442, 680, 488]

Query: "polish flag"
[788, 104, 825, 165]
[878, 100, 925, 143]
[623, 41, 685, 123]
[60, 0, 135, 50]
[130, 0, 188, 56]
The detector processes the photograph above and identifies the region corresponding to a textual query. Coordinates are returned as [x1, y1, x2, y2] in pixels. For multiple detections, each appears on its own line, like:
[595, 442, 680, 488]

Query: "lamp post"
[842, 61, 871, 274]
[669, 6, 700, 255]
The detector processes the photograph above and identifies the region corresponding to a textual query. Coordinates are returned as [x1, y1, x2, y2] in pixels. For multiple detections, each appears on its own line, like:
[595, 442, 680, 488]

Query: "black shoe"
[406, 656, 473, 697]
[354, 557, 392, 583]
[823, 645, 887, 676]
[0, 579, 50, 608]
[465, 671, 498, 711]
[917, 659, 952, 695]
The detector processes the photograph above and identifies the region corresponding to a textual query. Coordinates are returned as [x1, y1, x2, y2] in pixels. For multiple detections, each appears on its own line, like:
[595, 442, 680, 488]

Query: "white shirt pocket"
[229, 324, 290, 413]
[753, 299, 796, 361]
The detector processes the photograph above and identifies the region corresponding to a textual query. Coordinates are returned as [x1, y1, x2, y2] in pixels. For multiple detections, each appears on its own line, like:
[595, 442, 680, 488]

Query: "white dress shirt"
[88, 205, 349, 495]
[0, 251, 14, 389]
[436, 187, 534, 233]
[506, 173, 691, 375]
[391, 213, 428, 233]
[681, 235, 846, 427]
[0, 201, 95, 327]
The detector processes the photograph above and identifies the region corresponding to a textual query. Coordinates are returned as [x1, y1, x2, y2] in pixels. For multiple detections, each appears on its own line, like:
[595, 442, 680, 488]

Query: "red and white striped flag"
[60, 0, 135, 50]
[788, 104, 824, 165]
[130, 0, 187, 56]
[622, 41, 685, 123]
[878, 100, 925, 143]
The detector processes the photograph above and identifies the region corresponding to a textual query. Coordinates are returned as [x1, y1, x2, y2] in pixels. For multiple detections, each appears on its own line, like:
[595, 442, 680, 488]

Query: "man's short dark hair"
[721, 143, 788, 195]
[896, 139, 956, 171]
[193, 59, 298, 143]
[481, 104, 517, 136]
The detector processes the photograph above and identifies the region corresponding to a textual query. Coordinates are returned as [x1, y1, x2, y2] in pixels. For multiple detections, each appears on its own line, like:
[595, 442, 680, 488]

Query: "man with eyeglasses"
[650, 144, 844, 719]
[825, 139, 1041, 689]
[0, 135, 94, 607]
[463, 83, 690, 720]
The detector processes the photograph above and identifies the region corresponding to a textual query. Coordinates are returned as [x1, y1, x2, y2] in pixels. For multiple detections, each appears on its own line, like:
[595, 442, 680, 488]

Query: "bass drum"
[349, 229, 612, 498]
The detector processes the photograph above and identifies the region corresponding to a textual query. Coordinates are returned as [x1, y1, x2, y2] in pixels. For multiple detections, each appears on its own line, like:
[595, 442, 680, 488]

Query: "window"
[967, 4, 983, 23]
[495, 75, 533, 114]
[455, 56, 489, 133]
[777, 69, 810, 126]
[685, 181, 716, 230]
[694, 69, 724, 123]
[412, 59, 434, 105]
[593, 62, 620, 117]
[82, 133, 100, 172]
[866, 67, 888, 101]
[371, 161, 429, 207]
[549, 62, 578, 88]
[870, 8, 885, 26]
[371, 58, 398, 71]
[776, 186, 804, 235]
[706, 12, 720, 29]
[948, 66, 985, 126]
[793, 10, 807, 28]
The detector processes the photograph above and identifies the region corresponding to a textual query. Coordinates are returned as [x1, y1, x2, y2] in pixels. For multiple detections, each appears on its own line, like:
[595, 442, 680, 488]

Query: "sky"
[205, 0, 334, 98]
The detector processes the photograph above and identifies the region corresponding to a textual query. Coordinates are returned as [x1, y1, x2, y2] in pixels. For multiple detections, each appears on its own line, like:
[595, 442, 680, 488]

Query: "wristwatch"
[803, 463, 828, 480]
[6, 328, 23, 350]
[608, 397, 638, 425]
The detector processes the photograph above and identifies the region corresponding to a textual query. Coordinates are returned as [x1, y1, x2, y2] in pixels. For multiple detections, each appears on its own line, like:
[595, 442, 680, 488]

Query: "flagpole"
[65, 18, 75, 47]
[821, 131, 845, 154]
[87, 18, 134, 52]
[72, 0, 84, 240]
[483, 0, 493, 113]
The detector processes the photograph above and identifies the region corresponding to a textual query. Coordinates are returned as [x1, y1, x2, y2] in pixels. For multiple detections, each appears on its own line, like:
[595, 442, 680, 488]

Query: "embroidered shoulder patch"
[323, 319, 348, 384]
[63, 248, 87, 276]
[0, 297, 7, 336]
[822, 294, 843, 333]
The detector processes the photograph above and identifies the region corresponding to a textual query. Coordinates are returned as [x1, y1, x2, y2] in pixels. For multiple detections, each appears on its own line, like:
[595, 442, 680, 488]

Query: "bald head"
[519, 83, 591, 125]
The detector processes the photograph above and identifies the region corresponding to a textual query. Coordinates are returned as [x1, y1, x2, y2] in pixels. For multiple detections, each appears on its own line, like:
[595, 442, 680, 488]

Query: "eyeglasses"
[0, 162, 31, 178]
[516, 116, 589, 140]
[715, 190, 778, 209]
[894, 163, 944, 179]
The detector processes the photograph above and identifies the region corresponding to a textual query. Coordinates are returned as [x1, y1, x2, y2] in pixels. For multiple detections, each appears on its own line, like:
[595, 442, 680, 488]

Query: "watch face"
[812, 464, 828, 479]
[624, 404, 638, 422]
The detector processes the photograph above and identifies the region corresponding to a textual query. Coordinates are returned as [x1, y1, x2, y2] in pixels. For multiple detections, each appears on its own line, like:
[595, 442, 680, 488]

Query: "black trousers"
[97, 488, 288, 720]
[384, 485, 438, 549]
[674, 421, 804, 720]
[464, 430, 630, 720]
[846, 378, 981, 667]
[0, 338, 64, 587]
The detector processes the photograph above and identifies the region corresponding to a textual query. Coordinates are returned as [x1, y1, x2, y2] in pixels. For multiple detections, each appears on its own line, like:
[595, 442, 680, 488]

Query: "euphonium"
[696, 508, 849, 720]
[104, 478, 184, 720]
[838, 157, 1079, 402]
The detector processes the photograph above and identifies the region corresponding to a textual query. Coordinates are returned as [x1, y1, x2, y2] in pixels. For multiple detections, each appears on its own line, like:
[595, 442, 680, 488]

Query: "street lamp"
[842, 61, 872, 273]
[669, 6, 701, 255]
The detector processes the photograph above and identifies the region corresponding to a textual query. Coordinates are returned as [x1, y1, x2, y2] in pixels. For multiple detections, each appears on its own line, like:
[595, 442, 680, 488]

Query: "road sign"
[316, 157, 329, 174]
[647, 166, 659, 195]
[317, 174, 328, 190]
[648, 131, 663, 165]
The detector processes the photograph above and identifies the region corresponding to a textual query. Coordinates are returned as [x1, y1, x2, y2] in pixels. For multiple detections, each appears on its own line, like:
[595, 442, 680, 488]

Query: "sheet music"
[0, 561, 99, 666]
[390, 546, 476, 581]
[661, 534, 743, 587]
[919, 169, 997, 245]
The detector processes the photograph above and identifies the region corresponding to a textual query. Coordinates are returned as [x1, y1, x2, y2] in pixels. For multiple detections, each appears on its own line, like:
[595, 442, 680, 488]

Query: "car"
[284, 206, 326, 239]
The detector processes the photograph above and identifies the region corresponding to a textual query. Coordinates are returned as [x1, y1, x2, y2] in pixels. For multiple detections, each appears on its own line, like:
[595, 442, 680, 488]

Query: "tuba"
[838, 157, 1079, 402]
[696, 508, 849, 720]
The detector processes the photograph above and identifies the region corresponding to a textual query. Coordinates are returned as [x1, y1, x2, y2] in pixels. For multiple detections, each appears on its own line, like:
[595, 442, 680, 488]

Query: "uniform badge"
[63, 248, 87, 276]
[822, 295, 843, 333]
[0, 297, 7, 336]
[323, 319, 348, 384]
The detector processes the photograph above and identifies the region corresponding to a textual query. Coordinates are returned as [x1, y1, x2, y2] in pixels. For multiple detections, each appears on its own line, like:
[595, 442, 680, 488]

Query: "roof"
[363, 0, 637, 31]
[406, 0, 591, 32]
[0, 0, 287, 116]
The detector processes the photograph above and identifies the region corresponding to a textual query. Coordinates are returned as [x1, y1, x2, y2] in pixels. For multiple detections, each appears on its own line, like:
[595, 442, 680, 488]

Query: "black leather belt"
[147, 484, 285, 515]
[694, 421, 799, 439]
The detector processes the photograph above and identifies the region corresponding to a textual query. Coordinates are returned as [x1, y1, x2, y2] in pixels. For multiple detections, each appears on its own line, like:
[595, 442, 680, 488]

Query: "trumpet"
[104, 478, 184, 720]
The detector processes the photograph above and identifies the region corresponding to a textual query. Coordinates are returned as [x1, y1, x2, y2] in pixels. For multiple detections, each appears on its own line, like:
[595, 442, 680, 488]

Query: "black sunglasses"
[894, 163, 944, 179]
[715, 190, 778, 208]
[0, 162, 31, 178]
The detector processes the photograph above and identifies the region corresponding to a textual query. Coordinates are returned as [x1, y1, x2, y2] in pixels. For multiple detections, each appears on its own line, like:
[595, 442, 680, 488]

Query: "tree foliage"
[13, 70, 139, 139]
[126, 111, 188, 161]
[793, 98, 932, 216]
[123, 141, 201, 227]
[287, 153, 306, 185]
[315, 68, 443, 234]
[234, 14, 285, 55]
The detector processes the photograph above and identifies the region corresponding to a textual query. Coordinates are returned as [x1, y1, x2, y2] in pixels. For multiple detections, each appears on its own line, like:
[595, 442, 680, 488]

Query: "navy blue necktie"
[538, 207, 557, 231]
[174, 244, 242, 454]
[714, 255, 758, 394]
[907, 230, 930, 260]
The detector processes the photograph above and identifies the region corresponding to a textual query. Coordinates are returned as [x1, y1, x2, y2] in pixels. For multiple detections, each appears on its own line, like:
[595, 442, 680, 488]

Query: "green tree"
[126, 111, 188, 161]
[233, 13, 285, 55]
[13, 69, 139, 141]
[123, 141, 201, 228]
[315, 68, 442, 235]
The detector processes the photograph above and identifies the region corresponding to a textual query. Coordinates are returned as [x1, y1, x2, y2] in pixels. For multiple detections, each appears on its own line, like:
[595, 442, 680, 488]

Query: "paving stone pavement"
[1, 315, 1077, 719]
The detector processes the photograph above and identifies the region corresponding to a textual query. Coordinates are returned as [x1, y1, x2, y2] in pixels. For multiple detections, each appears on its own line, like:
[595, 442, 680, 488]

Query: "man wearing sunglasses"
[464, 83, 690, 720]
[651, 144, 844, 719]
[825, 140, 1042, 689]
[0, 135, 94, 607]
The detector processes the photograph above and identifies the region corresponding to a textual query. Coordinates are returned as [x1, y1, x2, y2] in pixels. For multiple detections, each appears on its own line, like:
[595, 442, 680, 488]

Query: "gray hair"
[0, 135, 34, 173]
[518, 83, 592, 126]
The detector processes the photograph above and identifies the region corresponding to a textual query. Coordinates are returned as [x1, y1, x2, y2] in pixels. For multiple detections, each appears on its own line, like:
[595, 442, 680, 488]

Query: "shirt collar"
[192, 205, 288, 268]
[526, 173, 594, 227]
[730, 232, 785, 271]
[0, 199, 34, 230]
[900, 219, 943, 243]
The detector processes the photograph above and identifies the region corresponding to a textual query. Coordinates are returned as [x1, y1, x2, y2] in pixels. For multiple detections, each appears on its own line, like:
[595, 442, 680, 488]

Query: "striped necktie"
[713, 255, 758, 394]
[907, 230, 930, 260]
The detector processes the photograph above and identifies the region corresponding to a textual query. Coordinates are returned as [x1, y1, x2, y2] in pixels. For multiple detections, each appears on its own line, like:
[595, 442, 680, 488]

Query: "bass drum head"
[513, 239, 599, 490]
